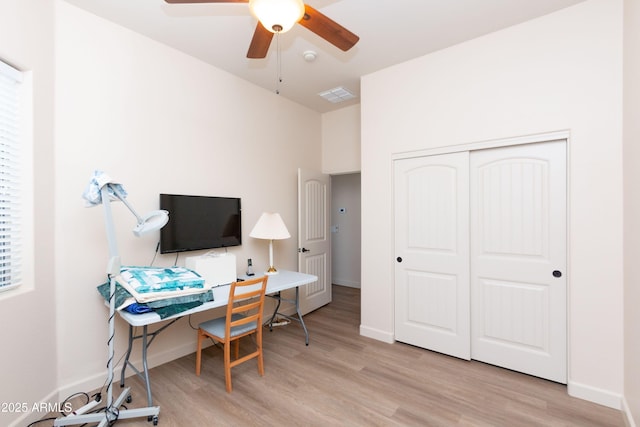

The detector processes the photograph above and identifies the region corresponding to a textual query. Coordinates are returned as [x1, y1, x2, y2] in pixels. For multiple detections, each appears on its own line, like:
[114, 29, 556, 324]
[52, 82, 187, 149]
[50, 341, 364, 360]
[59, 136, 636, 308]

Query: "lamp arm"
[108, 183, 145, 225]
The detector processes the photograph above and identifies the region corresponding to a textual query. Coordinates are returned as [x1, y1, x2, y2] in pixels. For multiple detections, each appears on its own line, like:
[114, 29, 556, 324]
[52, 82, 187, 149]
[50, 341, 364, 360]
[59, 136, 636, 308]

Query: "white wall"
[331, 173, 361, 288]
[54, 0, 321, 404]
[623, 0, 640, 424]
[0, 2, 56, 427]
[361, 0, 624, 409]
[322, 104, 360, 174]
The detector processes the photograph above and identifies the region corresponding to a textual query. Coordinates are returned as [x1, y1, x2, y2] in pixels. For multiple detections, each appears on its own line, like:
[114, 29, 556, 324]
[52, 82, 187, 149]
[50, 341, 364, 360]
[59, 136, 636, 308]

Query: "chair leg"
[196, 329, 204, 376]
[224, 340, 232, 393]
[256, 329, 264, 376]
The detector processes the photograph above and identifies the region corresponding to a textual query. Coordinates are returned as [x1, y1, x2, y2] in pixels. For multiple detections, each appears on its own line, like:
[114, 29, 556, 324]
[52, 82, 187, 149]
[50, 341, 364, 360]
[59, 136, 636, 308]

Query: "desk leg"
[119, 319, 177, 413]
[268, 292, 282, 331]
[121, 325, 134, 388]
[267, 287, 309, 346]
[294, 286, 309, 346]
[141, 326, 153, 408]
[119, 326, 153, 409]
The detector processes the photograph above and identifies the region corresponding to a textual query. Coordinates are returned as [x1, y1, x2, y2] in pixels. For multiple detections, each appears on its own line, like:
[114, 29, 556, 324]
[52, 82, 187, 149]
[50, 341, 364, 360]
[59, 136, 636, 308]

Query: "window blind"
[0, 60, 23, 292]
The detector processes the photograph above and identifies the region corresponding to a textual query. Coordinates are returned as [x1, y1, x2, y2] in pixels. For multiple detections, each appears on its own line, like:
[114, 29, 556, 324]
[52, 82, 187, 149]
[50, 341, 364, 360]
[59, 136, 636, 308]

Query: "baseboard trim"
[359, 324, 394, 343]
[568, 380, 622, 410]
[332, 278, 360, 288]
[622, 396, 637, 427]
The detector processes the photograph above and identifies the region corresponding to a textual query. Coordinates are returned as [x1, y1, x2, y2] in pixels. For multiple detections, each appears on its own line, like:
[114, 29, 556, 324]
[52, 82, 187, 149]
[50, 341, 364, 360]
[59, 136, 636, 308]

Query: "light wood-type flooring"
[46, 285, 625, 426]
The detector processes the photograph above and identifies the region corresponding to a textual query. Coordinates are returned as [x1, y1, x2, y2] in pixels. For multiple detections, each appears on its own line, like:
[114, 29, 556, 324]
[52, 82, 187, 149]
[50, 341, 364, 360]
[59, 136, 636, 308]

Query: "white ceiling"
[63, 0, 587, 113]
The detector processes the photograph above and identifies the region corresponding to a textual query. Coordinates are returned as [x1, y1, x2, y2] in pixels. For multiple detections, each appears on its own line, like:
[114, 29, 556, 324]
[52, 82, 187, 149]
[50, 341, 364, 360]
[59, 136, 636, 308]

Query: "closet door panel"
[394, 152, 470, 359]
[470, 140, 567, 383]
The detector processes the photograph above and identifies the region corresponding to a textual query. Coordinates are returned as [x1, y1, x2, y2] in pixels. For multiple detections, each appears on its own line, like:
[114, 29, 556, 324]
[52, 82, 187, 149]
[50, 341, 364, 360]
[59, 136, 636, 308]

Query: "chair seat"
[199, 313, 257, 339]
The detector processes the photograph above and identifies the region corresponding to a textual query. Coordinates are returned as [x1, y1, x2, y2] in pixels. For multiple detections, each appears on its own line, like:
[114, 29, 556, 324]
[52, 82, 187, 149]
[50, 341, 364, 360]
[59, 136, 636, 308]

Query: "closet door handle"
[552, 270, 562, 278]
[396, 257, 403, 263]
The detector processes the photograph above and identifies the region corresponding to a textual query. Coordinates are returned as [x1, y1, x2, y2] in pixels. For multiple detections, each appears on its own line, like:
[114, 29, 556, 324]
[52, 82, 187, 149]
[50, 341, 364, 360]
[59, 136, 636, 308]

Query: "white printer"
[185, 253, 236, 287]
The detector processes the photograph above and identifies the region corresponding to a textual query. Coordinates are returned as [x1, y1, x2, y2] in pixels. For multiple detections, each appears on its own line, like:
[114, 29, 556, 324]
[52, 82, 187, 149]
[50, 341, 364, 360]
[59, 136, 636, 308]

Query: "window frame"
[0, 59, 33, 294]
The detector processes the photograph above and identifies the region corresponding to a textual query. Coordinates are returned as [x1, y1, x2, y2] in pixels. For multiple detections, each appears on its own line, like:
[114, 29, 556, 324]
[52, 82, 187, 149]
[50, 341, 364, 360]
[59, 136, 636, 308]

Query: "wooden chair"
[195, 275, 268, 392]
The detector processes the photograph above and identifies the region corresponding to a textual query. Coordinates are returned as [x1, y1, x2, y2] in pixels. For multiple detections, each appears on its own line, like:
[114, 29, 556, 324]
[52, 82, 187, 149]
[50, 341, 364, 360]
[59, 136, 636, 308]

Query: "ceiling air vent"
[318, 86, 356, 103]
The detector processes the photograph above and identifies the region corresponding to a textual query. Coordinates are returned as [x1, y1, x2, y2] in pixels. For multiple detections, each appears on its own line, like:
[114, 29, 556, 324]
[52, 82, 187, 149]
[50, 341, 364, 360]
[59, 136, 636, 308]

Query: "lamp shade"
[250, 212, 291, 240]
[249, 0, 305, 33]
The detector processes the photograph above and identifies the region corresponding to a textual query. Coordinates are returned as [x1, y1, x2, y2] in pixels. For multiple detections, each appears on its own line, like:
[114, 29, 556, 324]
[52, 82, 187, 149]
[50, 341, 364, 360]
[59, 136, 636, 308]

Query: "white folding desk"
[114, 270, 317, 410]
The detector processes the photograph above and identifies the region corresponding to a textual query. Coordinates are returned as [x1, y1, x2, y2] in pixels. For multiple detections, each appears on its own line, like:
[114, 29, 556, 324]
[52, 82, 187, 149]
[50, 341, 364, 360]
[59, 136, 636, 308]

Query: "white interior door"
[394, 152, 471, 359]
[297, 168, 331, 315]
[470, 140, 567, 383]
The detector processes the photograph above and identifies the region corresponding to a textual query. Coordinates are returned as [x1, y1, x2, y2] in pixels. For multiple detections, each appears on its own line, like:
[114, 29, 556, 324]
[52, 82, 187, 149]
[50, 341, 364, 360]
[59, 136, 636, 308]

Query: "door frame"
[391, 130, 571, 368]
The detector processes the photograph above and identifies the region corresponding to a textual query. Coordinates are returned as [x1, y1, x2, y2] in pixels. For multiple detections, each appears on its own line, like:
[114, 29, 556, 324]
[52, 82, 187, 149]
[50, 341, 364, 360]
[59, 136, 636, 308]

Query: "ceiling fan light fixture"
[249, 0, 305, 33]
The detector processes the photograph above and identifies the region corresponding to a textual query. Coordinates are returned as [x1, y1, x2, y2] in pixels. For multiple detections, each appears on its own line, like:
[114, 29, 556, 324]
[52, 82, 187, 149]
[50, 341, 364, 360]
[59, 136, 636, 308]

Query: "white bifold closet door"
[394, 140, 566, 383]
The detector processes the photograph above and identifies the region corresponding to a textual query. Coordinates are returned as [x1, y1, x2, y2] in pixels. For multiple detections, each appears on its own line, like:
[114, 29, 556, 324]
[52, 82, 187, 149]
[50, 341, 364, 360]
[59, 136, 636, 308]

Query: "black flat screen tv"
[159, 194, 241, 254]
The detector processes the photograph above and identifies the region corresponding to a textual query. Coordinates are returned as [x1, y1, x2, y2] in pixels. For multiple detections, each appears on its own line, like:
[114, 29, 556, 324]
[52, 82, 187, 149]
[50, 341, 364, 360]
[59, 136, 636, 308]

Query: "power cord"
[149, 241, 160, 266]
[187, 314, 198, 330]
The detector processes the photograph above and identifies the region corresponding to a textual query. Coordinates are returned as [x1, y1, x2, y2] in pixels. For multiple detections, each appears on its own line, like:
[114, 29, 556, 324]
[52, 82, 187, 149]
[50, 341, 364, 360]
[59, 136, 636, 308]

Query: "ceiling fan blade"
[164, 0, 247, 3]
[247, 23, 274, 58]
[298, 4, 359, 52]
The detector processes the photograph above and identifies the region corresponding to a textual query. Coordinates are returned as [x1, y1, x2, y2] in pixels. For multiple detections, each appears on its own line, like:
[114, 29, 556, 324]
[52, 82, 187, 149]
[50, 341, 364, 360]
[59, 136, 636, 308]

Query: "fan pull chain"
[276, 31, 282, 95]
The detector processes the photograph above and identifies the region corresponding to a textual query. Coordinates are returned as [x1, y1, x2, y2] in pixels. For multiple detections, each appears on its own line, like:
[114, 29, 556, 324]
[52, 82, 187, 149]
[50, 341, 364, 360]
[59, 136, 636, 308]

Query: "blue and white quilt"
[116, 266, 209, 303]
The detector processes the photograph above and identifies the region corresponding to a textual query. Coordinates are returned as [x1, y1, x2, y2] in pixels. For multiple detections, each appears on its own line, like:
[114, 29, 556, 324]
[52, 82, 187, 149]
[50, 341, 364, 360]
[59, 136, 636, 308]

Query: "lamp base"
[265, 266, 279, 275]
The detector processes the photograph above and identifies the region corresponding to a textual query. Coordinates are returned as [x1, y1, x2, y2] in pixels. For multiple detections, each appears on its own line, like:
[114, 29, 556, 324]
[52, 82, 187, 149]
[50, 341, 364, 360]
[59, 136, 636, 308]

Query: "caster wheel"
[153, 415, 159, 425]
[126, 395, 132, 403]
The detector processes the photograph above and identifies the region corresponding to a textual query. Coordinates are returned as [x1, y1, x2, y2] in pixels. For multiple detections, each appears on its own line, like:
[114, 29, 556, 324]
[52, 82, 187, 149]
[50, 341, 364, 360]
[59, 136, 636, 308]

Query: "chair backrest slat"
[225, 276, 268, 337]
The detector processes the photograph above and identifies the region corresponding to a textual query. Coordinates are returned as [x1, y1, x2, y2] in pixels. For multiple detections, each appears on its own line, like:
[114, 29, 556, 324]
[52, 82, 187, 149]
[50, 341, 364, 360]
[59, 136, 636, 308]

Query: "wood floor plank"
[43, 285, 625, 426]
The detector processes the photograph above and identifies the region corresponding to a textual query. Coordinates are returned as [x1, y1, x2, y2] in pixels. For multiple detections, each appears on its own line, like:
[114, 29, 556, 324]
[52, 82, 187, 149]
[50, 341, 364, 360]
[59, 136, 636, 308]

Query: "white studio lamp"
[250, 212, 291, 275]
[56, 172, 168, 427]
[249, 0, 305, 33]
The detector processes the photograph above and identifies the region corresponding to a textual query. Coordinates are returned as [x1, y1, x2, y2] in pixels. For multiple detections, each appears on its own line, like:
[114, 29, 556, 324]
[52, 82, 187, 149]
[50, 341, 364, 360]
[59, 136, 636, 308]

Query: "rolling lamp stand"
[55, 183, 166, 426]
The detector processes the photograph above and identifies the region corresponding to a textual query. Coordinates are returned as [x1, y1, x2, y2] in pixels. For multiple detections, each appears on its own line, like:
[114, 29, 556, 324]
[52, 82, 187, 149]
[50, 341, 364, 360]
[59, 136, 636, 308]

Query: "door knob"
[299, 248, 310, 253]
[396, 257, 403, 263]
[552, 270, 562, 278]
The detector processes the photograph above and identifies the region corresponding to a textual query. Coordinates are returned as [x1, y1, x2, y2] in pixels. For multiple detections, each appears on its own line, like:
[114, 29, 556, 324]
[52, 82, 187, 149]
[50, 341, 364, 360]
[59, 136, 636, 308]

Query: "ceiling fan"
[164, 0, 360, 59]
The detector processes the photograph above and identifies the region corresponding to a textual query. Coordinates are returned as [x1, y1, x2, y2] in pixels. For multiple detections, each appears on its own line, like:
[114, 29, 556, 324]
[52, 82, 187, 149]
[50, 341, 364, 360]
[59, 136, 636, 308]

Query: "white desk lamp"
[249, 212, 290, 275]
[56, 173, 168, 427]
